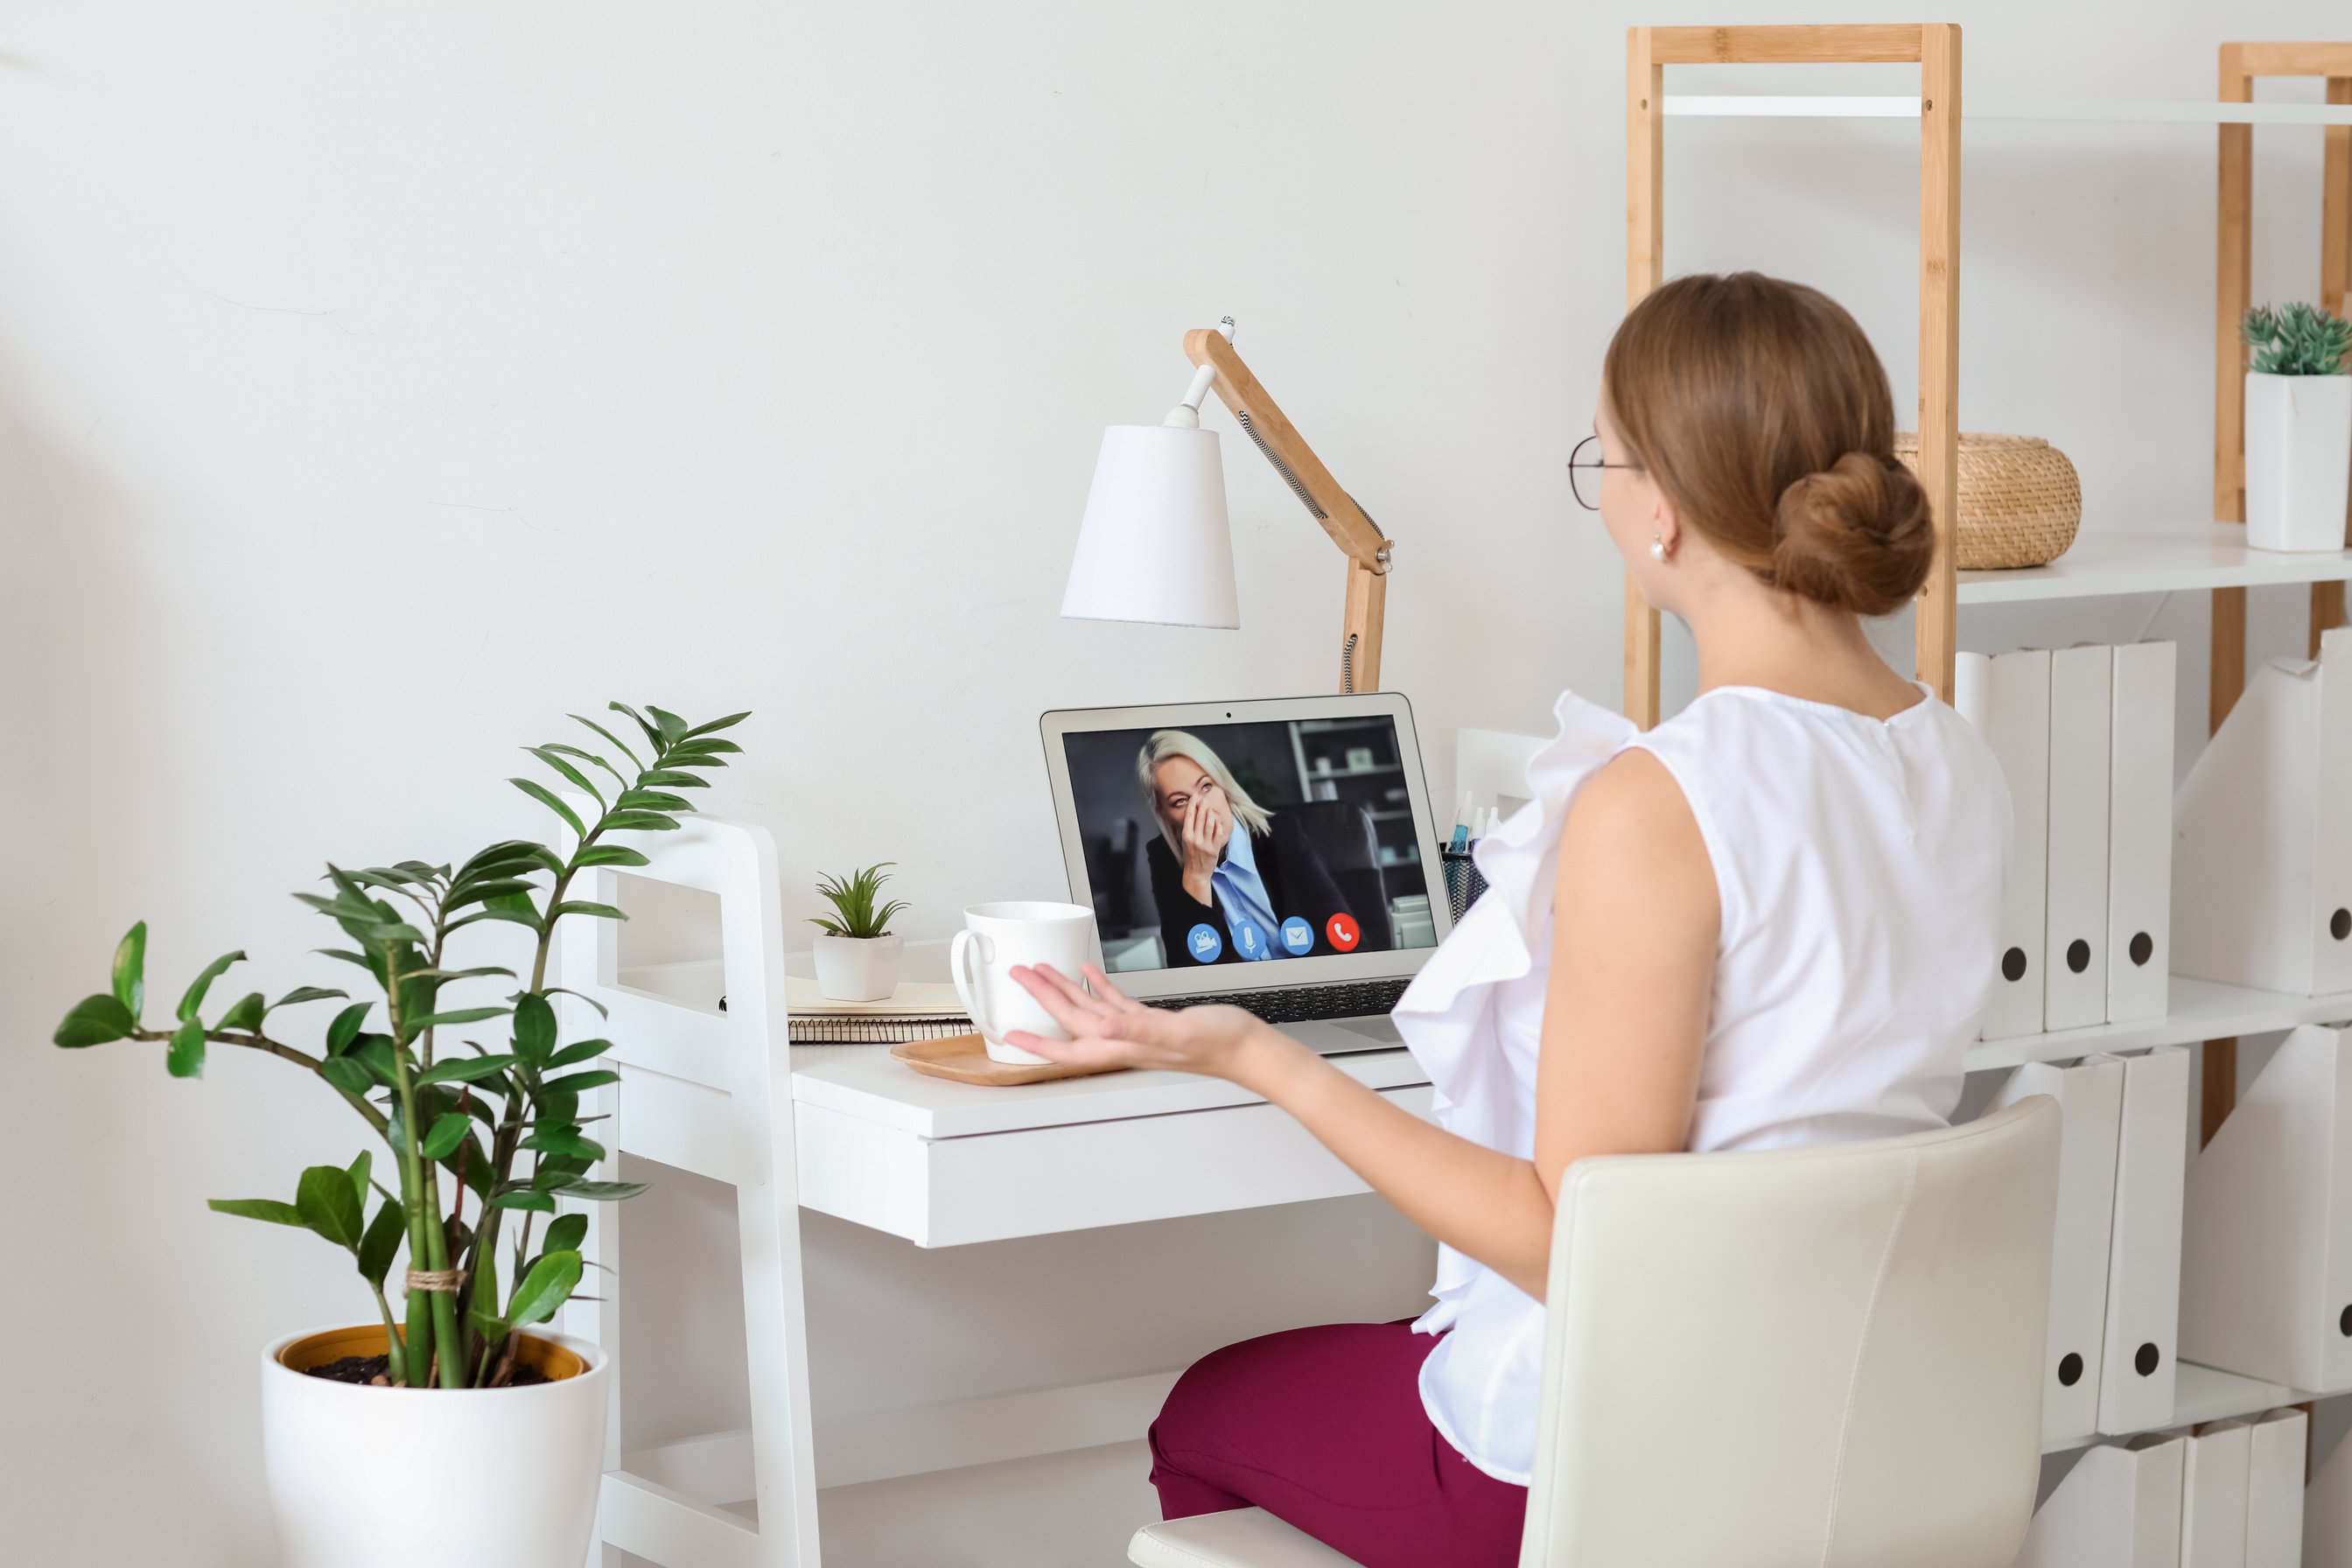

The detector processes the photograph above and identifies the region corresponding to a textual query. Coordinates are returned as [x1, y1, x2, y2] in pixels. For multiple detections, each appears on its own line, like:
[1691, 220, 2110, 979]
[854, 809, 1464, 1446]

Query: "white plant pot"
[2245, 371, 2352, 552]
[262, 1325, 608, 1568]
[813, 931, 903, 1001]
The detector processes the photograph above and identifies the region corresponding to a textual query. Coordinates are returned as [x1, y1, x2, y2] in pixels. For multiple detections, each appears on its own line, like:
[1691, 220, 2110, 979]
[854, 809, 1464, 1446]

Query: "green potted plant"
[51, 701, 746, 1568]
[2241, 302, 2352, 552]
[809, 863, 909, 1000]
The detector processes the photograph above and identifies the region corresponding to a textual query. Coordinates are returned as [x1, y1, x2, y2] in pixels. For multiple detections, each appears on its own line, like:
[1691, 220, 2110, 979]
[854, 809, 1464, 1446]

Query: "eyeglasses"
[1567, 434, 1642, 511]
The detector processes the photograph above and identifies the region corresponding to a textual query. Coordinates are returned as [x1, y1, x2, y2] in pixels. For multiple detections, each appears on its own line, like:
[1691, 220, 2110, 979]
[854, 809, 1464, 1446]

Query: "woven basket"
[1893, 431, 2082, 570]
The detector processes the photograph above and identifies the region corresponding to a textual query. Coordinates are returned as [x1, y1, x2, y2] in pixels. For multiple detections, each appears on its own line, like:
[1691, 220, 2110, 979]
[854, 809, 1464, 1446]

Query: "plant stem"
[369, 1282, 407, 1386]
[383, 947, 466, 1390]
[129, 1027, 390, 1138]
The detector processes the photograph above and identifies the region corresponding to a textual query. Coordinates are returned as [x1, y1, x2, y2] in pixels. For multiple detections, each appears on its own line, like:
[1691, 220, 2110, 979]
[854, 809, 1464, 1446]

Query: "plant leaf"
[544, 1213, 589, 1254]
[272, 986, 348, 1012]
[569, 713, 644, 770]
[570, 844, 649, 869]
[525, 746, 604, 808]
[413, 1054, 516, 1088]
[613, 788, 690, 813]
[421, 1112, 472, 1160]
[175, 950, 247, 1024]
[512, 993, 557, 1064]
[208, 1198, 305, 1227]
[54, 994, 136, 1048]
[318, 1056, 374, 1097]
[601, 810, 680, 832]
[536, 986, 610, 1020]
[542, 1069, 620, 1095]
[346, 1151, 373, 1212]
[357, 1198, 403, 1288]
[166, 1018, 207, 1079]
[215, 991, 267, 1032]
[112, 922, 148, 1018]
[548, 1178, 648, 1202]
[326, 1002, 370, 1055]
[550, 900, 626, 921]
[504, 1249, 583, 1327]
[546, 1038, 613, 1068]
[635, 770, 709, 789]
[490, 1189, 556, 1213]
[682, 710, 751, 739]
[510, 777, 586, 842]
[522, 1127, 606, 1162]
[406, 1006, 513, 1032]
[295, 1164, 365, 1250]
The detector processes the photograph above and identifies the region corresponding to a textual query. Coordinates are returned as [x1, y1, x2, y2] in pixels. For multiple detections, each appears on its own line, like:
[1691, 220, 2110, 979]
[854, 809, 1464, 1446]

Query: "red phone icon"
[1326, 913, 1361, 952]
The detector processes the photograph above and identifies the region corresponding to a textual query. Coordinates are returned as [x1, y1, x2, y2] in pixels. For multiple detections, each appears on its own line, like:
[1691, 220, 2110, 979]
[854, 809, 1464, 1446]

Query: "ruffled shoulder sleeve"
[1393, 689, 1636, 1106]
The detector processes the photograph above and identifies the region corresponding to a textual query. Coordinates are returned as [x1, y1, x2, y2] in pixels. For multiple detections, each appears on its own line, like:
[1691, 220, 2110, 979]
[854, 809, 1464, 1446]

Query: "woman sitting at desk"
[1137, 730, 1374, 965]
[1004, 272, 2009, 1568]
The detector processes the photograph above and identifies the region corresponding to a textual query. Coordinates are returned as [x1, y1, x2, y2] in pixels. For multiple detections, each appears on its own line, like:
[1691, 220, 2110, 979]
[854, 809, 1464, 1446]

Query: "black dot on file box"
[2130, 932, 2153, 967]
[2001, 948, 2027, 983]
[2057, 1353, 2082, 1387]
[2333, 908, 2350, 942]
[2134, 1342, 2160, 1377]
[2339, 1306, 2351, 1337]
[2068, 940, 2091, 975]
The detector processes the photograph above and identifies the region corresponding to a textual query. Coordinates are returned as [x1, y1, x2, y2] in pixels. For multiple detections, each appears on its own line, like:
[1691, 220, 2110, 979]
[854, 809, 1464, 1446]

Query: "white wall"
[3, 2, 2348, 1563]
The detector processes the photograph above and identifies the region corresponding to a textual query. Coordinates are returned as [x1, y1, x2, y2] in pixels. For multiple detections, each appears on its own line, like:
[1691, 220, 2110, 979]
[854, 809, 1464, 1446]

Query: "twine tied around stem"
[404, 1268, 466, 1294]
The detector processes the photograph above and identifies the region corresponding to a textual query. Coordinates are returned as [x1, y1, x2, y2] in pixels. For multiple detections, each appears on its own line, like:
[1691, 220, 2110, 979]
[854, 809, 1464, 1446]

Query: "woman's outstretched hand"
[1004, 962, 1285, 1082]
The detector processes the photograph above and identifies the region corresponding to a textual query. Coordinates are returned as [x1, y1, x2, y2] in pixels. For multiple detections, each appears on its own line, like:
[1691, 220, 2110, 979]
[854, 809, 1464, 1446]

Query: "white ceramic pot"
[2245, 371, 2352, 552]
[262, 1325, 608, 1568]
[812, 931, 903, 1001]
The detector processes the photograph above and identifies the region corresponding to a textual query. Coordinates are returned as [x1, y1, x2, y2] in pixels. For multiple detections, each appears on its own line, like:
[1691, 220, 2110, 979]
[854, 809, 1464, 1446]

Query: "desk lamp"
[1061, 319, 1395, 693]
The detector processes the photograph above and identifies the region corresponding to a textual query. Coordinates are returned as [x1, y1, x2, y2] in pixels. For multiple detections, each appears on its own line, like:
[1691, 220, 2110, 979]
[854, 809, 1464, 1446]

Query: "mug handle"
[949, 928, 993, 1040]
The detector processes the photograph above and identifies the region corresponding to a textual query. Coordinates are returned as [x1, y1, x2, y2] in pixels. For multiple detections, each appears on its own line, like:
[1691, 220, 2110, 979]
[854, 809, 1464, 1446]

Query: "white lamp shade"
[1061, 424, 1240, 629]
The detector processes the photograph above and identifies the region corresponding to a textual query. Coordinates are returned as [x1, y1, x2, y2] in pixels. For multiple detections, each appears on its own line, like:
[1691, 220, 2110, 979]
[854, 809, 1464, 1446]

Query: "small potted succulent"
[2241, 302, 2352, 552]
[809, 863, 909, 1001]
[51, 701, 746, 1568]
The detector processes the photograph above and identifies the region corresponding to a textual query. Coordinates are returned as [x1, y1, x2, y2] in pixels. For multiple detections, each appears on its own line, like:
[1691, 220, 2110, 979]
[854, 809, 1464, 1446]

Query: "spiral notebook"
[785, 977, 970, 1045]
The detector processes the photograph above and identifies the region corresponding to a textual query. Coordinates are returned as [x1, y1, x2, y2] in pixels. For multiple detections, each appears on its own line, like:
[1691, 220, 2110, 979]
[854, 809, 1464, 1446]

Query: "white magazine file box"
[2181, 1024, 2352, 1394]
[2174, 625, 2352, 997]
[2306, 1423, 2352, 1568]
[1991, 1057, 2125, 1446]
[2246, 1408, 2307, 1568]
[2099, 1046, 2190, 1435]
[2107, 640, 2176, 1024]
[1958, 648, 2054, 1040]
[2009, 1435, 2185, 1568]
[2048, 644, 2115, 1031]
[2187, 1420, 2254, 1568]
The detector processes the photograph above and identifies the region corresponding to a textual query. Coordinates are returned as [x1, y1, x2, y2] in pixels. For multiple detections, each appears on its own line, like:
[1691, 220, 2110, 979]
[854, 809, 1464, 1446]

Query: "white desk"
[790, 1043, 1436, 1246]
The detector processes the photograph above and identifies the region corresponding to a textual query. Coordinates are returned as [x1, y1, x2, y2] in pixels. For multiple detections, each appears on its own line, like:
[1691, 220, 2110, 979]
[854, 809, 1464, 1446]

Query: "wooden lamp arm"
[1181, 328, 1393, 692]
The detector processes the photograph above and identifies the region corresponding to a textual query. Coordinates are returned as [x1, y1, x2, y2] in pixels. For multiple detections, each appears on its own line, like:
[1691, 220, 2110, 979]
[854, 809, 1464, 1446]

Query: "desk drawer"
[796, 1086, 1436, 1247]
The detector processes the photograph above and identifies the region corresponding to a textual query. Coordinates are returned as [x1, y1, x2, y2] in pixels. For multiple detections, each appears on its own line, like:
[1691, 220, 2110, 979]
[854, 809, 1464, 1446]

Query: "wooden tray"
[889, 1032, 1126, 1087]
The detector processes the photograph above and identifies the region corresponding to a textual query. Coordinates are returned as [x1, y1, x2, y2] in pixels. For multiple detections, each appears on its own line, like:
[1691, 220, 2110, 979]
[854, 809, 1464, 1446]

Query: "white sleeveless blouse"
[1393, 683, 2011, 1484]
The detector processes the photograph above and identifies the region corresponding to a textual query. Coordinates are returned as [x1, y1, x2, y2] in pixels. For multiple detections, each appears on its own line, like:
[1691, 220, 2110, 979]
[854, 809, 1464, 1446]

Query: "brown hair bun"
[1602, 271, 1936, 616]
[1772, 452, 1936, 618]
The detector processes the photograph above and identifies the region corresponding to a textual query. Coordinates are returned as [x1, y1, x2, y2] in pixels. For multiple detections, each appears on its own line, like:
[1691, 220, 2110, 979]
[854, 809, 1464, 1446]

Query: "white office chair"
[1129, 1096, 2062, 1568]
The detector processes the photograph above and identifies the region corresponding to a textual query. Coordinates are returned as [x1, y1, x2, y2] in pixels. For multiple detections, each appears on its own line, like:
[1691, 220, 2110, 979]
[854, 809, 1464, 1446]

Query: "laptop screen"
[1054, 714, 1441, 975]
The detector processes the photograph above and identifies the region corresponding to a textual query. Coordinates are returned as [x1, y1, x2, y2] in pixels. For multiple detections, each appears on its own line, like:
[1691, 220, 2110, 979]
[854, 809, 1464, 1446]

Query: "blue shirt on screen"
[1211, 827, 1281, 962]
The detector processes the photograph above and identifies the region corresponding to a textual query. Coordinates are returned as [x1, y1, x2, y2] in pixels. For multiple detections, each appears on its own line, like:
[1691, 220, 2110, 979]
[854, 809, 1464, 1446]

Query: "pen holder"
[1442, 846, 1488, 924]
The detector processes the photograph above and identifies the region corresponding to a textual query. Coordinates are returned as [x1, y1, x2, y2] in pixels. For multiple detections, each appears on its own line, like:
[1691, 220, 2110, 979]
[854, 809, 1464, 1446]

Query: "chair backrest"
[1517, 1096, 2062, 1568]
[1289, 801, 1393, 948]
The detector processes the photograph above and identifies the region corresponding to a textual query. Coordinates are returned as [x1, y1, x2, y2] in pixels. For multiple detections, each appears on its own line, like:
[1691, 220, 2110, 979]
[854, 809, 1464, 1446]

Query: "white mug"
[948, 900, 1100, 1065]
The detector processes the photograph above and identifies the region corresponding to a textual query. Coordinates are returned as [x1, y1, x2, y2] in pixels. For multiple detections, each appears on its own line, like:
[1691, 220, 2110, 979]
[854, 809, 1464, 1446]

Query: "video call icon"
[1186, 923, 1223, 962]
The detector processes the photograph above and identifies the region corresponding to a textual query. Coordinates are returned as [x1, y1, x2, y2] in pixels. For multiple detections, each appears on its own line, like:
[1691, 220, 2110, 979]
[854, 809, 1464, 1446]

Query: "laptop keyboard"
[1144, 976, 1413, 1026]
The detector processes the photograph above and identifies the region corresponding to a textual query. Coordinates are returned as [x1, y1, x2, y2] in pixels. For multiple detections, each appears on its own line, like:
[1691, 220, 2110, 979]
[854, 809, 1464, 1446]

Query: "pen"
[1450, 793, 1472, 853]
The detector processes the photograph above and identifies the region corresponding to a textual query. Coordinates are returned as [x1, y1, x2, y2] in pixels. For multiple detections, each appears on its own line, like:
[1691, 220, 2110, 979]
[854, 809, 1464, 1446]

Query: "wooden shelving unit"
[1624, 24, 2352, 1457]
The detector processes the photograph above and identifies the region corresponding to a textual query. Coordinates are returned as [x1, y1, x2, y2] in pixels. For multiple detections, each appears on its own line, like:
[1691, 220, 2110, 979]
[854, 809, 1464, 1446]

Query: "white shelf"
[1666, 94, 2352, 125]
[2040, 1363, 2314, 1455]
[1963, 976, 2352, 1075]
[1956, 523, 2352, 606]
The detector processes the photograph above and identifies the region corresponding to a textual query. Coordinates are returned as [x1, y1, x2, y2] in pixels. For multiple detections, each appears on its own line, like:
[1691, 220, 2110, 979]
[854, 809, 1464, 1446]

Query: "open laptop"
[1040, 693, 1452, 1055]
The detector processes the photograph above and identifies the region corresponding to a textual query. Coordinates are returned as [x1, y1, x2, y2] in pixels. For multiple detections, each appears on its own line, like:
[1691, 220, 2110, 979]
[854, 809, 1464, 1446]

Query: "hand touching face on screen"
[1154, 760, 1234, 906]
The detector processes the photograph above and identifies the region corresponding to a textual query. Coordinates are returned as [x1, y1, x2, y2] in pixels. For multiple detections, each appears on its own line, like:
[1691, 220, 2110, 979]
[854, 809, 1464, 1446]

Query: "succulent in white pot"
[2242, 302, 2352, 553]
[810, 862, 908, 1001]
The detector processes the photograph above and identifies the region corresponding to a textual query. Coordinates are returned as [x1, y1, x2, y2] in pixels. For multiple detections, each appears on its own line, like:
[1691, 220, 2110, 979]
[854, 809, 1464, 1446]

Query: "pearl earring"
[1649, 535, 1669, 564]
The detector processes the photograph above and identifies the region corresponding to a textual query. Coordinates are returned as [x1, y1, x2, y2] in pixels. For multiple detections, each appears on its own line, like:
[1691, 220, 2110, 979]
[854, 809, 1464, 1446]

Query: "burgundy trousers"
[1146, 1320, 1529, 1568]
